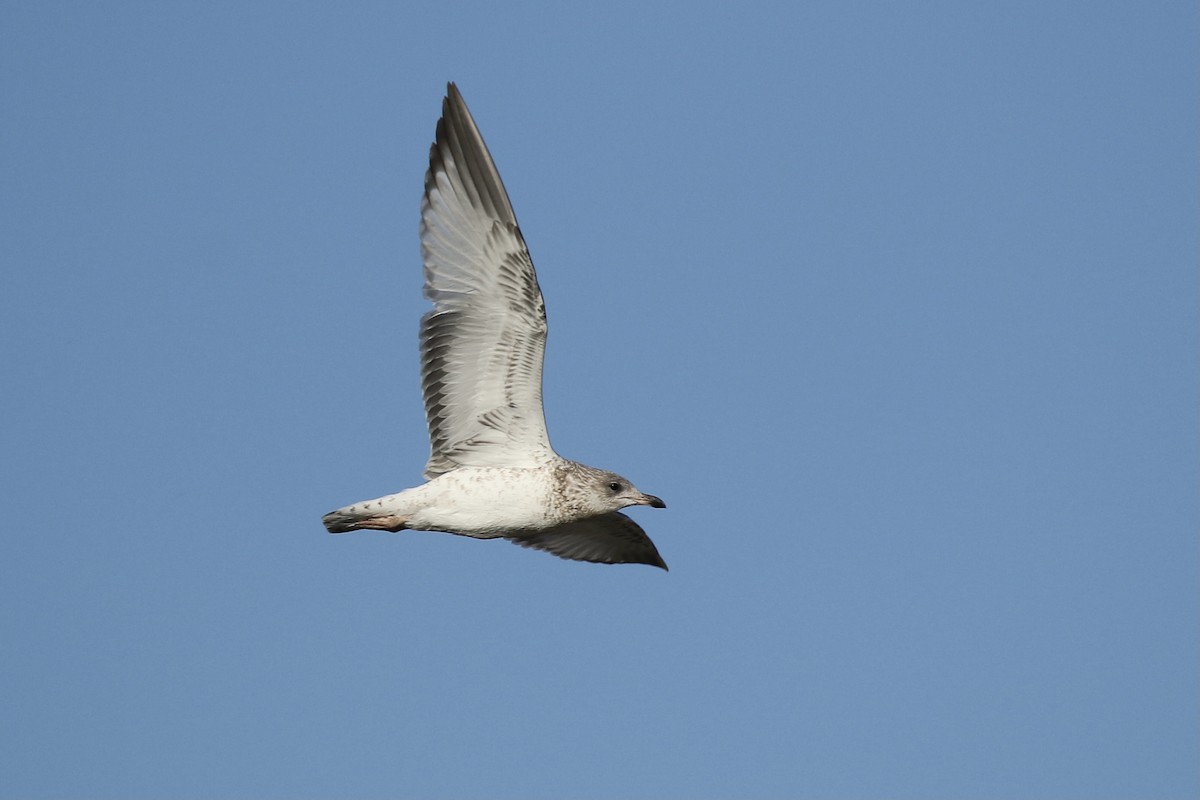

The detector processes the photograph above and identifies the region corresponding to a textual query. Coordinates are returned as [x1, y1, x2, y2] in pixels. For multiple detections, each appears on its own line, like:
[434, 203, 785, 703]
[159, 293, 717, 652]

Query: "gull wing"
[506, 512, 668, 570]
[419, 83, 555, 479]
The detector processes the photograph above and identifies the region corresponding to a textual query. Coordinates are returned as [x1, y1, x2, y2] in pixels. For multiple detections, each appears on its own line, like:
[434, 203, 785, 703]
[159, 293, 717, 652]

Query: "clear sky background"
[2, 2, 1196, 799]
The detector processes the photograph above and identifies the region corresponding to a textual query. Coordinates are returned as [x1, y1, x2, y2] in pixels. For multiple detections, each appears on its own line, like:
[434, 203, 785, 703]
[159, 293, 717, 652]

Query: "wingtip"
[648, 548, 669, 571]
[441, 82, 462, 119]
[632, 547, 668, 571]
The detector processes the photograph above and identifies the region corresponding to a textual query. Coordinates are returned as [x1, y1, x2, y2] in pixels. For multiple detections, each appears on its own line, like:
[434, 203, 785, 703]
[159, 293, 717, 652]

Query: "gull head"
[563, 463, 666, 516]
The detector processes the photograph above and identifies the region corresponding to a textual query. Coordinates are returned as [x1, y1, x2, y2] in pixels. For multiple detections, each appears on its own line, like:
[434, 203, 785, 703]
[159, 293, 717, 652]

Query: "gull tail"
[322, 505, 409, 534]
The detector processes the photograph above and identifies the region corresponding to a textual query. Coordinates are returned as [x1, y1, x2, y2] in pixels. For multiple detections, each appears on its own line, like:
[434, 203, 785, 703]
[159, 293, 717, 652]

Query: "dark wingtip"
[643, 545, 669, 571]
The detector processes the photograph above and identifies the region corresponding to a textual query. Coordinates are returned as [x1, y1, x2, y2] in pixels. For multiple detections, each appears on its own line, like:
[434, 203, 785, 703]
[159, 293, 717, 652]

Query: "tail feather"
[322, 510, 362, 534]
[322, 508, 410, 534]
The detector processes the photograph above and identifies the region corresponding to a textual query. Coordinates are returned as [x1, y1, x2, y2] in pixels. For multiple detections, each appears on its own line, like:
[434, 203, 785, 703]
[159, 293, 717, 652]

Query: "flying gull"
[322, 83, 668, 569]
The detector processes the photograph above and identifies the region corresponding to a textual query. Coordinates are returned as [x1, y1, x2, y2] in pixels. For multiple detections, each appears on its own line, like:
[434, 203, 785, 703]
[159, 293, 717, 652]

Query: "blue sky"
[1, 2, 1196, 798]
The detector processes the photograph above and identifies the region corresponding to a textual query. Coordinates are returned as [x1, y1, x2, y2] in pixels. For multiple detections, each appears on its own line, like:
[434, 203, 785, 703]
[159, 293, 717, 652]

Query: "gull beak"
[639, 493, 666, 509]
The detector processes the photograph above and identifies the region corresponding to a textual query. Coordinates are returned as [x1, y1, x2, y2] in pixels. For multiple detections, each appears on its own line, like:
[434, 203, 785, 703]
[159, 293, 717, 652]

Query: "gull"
[322, 83, 667, 569]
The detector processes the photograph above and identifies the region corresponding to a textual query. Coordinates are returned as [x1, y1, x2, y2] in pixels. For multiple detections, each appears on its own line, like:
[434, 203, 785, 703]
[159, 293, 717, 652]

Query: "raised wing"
[506, 512, 668, 570]
[419, 83, 555, 479]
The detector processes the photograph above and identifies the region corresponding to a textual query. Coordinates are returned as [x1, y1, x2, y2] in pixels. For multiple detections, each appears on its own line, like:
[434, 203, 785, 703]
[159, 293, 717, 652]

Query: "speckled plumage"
[322, 83, 667, 570]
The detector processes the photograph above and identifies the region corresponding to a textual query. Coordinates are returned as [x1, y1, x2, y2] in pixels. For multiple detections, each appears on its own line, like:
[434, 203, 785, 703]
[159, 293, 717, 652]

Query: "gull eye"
[607, 481, 622, 493]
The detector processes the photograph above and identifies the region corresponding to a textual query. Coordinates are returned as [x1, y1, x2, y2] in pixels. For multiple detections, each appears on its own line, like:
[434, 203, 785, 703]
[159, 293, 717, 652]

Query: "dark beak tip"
[648, 496, 666, 509]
